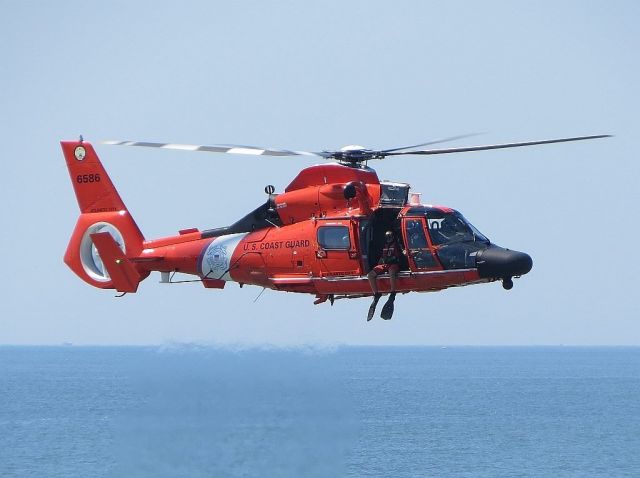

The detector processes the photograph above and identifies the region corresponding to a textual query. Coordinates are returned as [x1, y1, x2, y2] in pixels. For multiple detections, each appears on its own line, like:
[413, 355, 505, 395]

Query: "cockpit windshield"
[405, 206, 491, 270]
[426, 211, 490, 246]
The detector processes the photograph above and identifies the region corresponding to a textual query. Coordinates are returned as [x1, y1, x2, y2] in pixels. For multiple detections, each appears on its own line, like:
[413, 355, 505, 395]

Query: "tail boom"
[62, 139, 258, 292]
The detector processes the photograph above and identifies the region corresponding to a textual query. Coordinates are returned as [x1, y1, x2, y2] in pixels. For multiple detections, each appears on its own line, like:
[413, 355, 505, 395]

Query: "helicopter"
[62, 133, 609, 320]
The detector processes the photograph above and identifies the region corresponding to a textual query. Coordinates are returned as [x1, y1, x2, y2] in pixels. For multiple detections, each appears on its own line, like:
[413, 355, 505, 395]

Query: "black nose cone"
[476, 246, 533, 279]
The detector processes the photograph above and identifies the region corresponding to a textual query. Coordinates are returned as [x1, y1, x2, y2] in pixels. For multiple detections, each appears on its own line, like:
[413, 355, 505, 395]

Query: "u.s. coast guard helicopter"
[62, 133, 609, 320]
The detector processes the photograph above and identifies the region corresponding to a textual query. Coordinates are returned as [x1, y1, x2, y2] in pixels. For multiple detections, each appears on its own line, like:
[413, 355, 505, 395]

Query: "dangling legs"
[389, 265, 397, 294]
[367, 293, 382, 321]
[367, 269, 381, 321]
[381, 265, 398, 320]
[367, 270, 379, 295]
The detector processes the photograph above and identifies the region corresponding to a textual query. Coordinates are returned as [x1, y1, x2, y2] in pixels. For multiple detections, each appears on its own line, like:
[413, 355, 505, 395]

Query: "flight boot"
[367, 293, 382, 322]
[381, 292, 396, 320]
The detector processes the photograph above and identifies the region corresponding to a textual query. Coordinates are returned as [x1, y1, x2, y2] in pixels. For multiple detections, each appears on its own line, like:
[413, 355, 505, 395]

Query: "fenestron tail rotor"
[103, 133, 611, 166]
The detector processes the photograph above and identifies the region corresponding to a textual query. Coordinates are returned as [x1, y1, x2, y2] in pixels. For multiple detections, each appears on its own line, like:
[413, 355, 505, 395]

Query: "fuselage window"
[318, 225, 351, 250]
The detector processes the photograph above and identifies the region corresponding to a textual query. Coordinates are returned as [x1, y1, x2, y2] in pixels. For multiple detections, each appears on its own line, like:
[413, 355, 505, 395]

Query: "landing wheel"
[502, 277, 513, 290]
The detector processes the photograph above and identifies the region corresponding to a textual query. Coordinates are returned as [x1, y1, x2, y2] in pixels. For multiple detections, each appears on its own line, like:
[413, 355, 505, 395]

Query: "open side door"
[356, 218, 373, 273]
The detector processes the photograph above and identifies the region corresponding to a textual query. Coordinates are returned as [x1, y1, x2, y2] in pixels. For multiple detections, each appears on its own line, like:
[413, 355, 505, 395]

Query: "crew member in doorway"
[367, 230, 404, 321]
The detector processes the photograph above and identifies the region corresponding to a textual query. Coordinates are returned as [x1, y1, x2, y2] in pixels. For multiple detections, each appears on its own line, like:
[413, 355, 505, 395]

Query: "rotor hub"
[339, 144, 366, 151]
[331, 145, 382, 164]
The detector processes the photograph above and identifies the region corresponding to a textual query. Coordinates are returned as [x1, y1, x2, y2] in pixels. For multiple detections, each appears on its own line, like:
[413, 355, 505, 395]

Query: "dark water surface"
[1, 346, 639, 477]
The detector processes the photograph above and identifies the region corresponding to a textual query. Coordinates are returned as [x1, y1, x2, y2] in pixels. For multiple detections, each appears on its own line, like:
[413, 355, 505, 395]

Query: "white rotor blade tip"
[162, 144, 200, 151]
[228, 147, 264, 155]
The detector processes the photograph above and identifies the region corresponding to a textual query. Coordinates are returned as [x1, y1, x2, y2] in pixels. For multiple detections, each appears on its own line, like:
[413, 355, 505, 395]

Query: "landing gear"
[502, 277, 514, 290]
[313, 294, 335, 305]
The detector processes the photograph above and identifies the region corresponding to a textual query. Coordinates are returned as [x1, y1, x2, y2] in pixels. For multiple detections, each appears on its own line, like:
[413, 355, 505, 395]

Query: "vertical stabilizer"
[62, 140, 148, 290]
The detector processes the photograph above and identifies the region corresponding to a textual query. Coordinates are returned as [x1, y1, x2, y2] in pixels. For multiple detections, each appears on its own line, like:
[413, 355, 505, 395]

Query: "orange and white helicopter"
[62, 134, 608, 320]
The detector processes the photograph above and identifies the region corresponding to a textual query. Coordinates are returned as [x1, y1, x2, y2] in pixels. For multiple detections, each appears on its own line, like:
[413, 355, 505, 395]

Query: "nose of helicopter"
[476, 246, 533, 284]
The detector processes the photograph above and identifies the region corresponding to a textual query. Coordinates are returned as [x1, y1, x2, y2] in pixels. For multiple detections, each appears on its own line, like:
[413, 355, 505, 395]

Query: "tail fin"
[90, 232, 142, 293]
[62, 140, 148, 290]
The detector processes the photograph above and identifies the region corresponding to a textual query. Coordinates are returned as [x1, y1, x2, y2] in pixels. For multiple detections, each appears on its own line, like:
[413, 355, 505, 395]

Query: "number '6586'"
[76, 173, 101, 184]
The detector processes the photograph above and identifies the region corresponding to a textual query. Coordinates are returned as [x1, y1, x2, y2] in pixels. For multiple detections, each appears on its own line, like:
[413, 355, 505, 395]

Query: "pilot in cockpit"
[430, 216, 463, 245]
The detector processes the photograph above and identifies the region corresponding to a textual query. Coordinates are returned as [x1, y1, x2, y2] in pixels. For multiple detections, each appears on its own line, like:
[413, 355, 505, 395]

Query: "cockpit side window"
[406, 219, 428, 249]
[404, 218, 439, 270]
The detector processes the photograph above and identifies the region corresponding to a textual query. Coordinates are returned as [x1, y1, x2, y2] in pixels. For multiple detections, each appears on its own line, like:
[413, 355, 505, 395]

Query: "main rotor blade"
[102, 140, 329, 158]
[384, 134, 612, 156]
[381, 133, 484, 153]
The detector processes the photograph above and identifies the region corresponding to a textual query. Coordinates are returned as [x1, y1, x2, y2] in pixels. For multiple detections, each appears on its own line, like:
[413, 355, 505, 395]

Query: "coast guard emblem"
[199, 233, 247, 281]
[206, 244, 228, 273]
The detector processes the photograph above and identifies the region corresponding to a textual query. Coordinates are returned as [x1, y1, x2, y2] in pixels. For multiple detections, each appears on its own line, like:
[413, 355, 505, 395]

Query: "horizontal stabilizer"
[90, 232, 141, 293]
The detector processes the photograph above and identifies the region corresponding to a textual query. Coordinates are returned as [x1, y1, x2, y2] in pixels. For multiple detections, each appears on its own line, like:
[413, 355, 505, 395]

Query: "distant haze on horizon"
[1, 1, 638, 345]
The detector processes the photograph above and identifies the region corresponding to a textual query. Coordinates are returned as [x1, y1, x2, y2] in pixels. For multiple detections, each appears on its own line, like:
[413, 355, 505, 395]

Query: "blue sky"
[1, 1, 638, 345]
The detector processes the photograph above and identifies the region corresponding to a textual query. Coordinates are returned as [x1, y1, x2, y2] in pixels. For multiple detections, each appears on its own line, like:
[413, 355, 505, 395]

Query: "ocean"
[1, 346, 639, 477]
